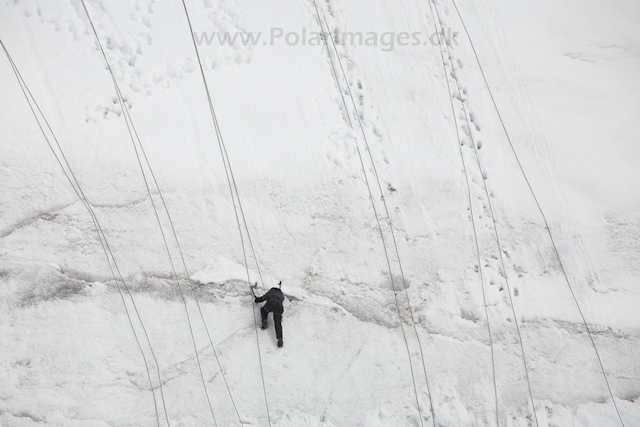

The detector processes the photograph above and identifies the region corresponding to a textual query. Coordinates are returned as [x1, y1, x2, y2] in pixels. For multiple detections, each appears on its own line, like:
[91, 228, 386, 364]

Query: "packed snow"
[1, 0, 639, 426]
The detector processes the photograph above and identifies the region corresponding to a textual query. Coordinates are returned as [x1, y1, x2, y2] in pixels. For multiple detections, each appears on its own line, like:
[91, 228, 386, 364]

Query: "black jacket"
[255, 287, 285, 314]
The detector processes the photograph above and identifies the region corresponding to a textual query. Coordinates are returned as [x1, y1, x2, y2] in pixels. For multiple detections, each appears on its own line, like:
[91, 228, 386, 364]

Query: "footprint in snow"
[469, 111, 481, 131]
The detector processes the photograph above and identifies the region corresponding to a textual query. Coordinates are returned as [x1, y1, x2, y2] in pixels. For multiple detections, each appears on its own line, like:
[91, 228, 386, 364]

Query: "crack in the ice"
[162, 324, 254, 386]
[0, 410, 45, 424]
[321, 344, 365, 418]
[0, 200, 79, 240]
[0, 195, 149, 241]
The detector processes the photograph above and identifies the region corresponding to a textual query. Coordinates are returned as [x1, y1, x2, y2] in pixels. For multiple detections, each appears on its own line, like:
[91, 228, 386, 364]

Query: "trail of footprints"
[319, 0, 393, 189]
[434, 9, 529, 309]
[12, 0, 253, 123]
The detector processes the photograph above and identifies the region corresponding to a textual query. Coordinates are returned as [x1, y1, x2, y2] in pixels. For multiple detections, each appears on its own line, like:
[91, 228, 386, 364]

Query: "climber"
[253, 281, 285, 347]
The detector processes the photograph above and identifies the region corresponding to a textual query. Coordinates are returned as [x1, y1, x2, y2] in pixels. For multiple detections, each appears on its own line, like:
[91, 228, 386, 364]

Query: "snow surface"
[1, 0, 639, 426]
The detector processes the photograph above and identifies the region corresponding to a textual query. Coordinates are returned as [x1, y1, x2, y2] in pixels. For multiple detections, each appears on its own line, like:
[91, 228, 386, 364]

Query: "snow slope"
[1, 0, 639, 426]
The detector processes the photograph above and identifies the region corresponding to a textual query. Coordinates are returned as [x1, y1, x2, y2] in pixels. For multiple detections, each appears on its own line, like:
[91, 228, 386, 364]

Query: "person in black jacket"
[253, 281, 285, 347]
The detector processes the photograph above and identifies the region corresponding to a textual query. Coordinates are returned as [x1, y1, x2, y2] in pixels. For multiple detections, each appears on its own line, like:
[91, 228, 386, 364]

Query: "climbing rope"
[310, 1, 437, 426]
[420, 0, 500, 424]
[132, 131, 244, 425]
[177, 0, 272, 425]
[1, 38, 168, 427]
[430, 1, 540, 425]
[119, 101, 221, 427]
[78, 1, 240, 425]
[447, 1, 625, 425]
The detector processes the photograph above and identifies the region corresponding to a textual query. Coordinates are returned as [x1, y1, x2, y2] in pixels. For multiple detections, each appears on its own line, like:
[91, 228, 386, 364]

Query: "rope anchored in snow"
[431, 1, 538, 422]
[430, 0, 539, 423]
[78, 1, 242, 425]
[448, 1, 625, 425]
[177, 0, 272, 425]
[422, 0, 501, 424]
[310, 2, 437, 426]
[1, 38, 168, 427]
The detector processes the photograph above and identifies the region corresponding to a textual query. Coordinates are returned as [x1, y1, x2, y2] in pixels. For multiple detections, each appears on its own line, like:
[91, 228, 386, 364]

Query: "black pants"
[261, 307, 283, 340]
